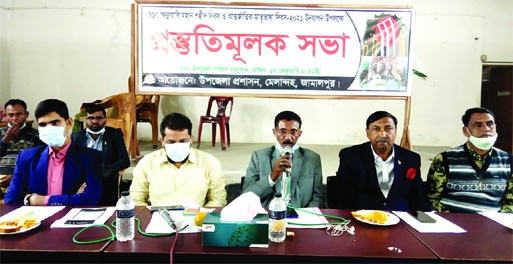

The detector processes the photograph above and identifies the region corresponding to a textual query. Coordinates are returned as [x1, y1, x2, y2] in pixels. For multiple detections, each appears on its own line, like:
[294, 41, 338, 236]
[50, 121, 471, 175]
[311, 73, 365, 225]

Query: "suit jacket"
[71, 127, 130, 179]
[4, 143, 103, 205]
[242, 146, 325, 208]
[335, 142, 431, 211]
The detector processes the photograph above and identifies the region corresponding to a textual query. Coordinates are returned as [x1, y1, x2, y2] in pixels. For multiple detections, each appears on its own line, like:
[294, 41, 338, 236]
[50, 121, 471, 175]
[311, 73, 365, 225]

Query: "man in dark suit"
[334, 111, 431, 211]
[4, 99, 103, 205]
[71, 104, 130, 205]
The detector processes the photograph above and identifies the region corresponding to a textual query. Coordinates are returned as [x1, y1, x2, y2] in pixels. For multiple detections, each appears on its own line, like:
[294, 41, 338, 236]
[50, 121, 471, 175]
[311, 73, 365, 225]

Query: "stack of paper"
[145, 210, 202, 234]
[51, 207, 116, 228]
[479, 212, 513, 229]
[287, 207, 329, 229]
[393, 211, 466, 233]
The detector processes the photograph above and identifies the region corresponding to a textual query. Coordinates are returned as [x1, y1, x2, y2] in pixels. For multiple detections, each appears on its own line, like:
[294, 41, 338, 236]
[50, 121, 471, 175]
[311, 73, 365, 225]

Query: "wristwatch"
[23, 193, 37, 205]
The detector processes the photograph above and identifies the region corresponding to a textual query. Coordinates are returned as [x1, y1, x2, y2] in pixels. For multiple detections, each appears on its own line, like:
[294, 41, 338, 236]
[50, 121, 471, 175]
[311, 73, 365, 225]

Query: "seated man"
[335, 111, 431, 211]
[130, 113, 227, 207]
[427, 107, 513, 213]
[71, 104, 130, 205]
[242, 110, 325, 208]
[0, 99, 44, 198]
[4, 99, 103, 205]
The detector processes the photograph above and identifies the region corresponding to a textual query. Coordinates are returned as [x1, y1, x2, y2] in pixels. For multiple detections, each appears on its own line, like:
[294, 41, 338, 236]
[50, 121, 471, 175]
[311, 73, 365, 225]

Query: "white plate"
[352, 210, 400, 226]
[0, 222, 41, 235]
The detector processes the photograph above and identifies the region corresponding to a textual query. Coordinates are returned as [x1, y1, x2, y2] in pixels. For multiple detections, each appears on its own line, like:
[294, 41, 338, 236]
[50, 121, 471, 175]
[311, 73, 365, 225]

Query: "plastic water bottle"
[268, 193, 286, 243]
[116, 191, 134, 241]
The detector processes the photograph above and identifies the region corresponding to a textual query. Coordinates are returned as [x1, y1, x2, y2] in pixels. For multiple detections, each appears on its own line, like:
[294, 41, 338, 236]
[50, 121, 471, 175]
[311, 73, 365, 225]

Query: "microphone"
[158, 208, 177, 230]
[281, 146, 293, 173]
[281, 146, 293, 158]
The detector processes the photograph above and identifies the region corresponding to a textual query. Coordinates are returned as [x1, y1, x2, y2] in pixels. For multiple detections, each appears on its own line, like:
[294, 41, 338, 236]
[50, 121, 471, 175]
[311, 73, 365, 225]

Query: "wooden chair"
[197, 97, 233, 151]
[127, 76, 160, 156]
[135, 95, 160, 149]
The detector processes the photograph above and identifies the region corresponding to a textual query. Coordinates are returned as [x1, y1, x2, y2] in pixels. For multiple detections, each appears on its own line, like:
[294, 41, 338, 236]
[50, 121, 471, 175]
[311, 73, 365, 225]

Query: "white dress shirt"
[370, 145, 395, 198]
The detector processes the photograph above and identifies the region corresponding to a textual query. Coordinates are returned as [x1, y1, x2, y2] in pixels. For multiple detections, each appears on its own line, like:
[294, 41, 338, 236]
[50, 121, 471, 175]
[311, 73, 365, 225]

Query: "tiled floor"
[124, 141, 450, 185]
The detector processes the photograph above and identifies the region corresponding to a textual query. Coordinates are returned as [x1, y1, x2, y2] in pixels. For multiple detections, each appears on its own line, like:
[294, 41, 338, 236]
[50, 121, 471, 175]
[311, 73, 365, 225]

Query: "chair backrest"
[80, 92, 134, 153]
[135, 95, 160, 120]
[206, 97, 233, 117]
[326, 175, 339, 209]
[139, 95, 160, 107]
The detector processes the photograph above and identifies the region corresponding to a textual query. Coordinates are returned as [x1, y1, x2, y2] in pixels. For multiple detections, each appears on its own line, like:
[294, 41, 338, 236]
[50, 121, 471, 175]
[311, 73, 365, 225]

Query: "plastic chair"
[197, 97, 233, 151]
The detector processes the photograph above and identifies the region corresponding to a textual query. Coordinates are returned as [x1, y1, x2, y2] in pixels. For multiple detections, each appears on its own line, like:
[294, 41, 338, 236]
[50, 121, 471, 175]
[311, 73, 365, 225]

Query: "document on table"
[0, 206, 65, 222]
[145, 210, 201, 234]
[479, 212, 513, 229]
[51, 207, 116, 228]
[287, 207, 329, 229]
[393, 211, 466, 233]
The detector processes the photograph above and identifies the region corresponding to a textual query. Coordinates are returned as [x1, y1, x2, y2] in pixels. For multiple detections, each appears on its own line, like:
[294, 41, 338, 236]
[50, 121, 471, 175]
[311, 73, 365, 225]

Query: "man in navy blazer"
[334, 111, 431, 211]
[71, 104, 130, 205]
[4, 99, 103, 206]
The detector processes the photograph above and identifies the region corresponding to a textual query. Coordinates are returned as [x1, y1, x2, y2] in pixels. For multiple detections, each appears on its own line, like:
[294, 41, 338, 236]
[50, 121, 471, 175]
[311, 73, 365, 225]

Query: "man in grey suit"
[242, 111, 325, 208]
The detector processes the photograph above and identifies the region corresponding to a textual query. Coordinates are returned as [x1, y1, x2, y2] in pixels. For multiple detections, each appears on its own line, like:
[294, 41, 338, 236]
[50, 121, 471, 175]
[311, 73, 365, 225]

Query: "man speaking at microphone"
[242, 111, 325, 208]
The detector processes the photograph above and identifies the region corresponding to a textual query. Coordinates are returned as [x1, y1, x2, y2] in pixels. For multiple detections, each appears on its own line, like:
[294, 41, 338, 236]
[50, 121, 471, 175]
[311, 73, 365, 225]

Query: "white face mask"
[164, 142, 191, 162]
[39, 126, 69, 147]
[86, 127, 105, 135]
[468, 134, 498, 150]
[7, 122, 26, 130]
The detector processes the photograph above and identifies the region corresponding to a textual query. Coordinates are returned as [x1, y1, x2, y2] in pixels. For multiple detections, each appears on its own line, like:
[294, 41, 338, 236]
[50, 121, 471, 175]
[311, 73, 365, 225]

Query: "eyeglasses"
[86, 116, 105, 122]
[471, 121, 495, 129]
[277, 129, 300, 137]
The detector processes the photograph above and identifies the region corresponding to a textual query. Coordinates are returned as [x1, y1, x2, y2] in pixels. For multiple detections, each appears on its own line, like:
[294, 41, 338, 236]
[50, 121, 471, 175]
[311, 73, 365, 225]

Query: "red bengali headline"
[149, 24, 351, 64]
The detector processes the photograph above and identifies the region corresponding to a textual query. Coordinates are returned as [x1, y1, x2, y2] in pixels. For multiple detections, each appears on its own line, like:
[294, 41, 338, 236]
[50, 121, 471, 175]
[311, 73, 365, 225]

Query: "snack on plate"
[0, 220, 22, 233]
[18, 211, 37, 228]
[0, 211, 39, 233]
[351, 210, 388, 224]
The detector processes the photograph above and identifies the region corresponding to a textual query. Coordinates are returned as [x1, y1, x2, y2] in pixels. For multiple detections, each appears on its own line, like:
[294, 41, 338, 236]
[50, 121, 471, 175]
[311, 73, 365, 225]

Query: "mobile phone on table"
[286, 208, 299, 218]
[410, 210, 436, 223]
[149, 205, 185, 211]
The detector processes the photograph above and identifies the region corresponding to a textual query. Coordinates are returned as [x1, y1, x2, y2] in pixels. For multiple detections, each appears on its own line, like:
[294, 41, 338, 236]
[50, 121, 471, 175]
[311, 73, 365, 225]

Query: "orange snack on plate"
[351, 210, 388, 224]
[0, 220, 22, 233]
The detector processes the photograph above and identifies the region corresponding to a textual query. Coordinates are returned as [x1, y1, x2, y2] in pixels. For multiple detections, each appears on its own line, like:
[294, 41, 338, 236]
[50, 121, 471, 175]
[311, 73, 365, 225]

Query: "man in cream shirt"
[129, 112, 227, 207]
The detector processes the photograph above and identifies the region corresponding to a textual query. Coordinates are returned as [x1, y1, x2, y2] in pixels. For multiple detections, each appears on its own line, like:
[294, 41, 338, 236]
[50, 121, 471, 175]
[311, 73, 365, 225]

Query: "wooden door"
[485, 67, 513, 153]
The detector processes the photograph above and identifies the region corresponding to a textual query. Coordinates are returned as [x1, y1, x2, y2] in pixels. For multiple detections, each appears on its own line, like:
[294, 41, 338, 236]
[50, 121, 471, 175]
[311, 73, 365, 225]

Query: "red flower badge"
[406, 168, 416, 180]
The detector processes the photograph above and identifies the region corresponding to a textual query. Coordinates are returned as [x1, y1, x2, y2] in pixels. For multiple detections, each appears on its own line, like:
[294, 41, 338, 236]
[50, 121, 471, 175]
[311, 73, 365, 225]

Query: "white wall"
[0, 0, 11, 102]
[1, 0, 512, 147]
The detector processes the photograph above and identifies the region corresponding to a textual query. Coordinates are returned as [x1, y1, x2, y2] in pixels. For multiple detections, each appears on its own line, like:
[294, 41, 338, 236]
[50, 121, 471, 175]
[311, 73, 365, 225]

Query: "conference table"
[104, 208, 436, 263]
[0, 205, 144, 263]
[402, 212, 513, 262]
[1, 205, 512, 263]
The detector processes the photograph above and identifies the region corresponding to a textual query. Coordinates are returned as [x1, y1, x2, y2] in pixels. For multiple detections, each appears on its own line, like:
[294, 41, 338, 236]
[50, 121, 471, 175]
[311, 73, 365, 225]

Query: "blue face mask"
[38, 126, 69, 147]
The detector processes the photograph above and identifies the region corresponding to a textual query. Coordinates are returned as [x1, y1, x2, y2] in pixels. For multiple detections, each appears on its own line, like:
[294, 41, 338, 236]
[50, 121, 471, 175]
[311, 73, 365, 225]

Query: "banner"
[137, 4, 414, 96]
